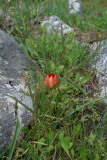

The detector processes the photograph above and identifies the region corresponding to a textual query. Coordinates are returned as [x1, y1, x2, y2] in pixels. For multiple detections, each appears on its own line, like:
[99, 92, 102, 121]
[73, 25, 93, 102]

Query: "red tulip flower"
[45, 73, 58, 89]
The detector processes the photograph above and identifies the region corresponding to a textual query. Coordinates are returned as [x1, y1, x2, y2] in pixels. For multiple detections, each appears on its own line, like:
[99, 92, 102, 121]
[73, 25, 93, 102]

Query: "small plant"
[0, 0, 107, 159]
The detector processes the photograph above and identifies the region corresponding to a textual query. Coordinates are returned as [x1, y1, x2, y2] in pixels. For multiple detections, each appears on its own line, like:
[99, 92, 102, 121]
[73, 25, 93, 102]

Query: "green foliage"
[0, 0, 107, 159]
[59, 130, 73, 158]
[8, 119, 20, 160]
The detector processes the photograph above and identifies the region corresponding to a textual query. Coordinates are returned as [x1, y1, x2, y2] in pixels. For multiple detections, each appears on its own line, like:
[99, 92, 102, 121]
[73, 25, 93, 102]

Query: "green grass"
[0, 0, 107, 160]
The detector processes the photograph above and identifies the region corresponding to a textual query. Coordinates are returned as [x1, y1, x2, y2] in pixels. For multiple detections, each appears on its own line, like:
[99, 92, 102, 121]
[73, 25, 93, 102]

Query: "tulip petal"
[52, 74, 58, 88]
[45, 73, 58, 89]
[50, 76, 53, 88]
[45, 74, 50, 88]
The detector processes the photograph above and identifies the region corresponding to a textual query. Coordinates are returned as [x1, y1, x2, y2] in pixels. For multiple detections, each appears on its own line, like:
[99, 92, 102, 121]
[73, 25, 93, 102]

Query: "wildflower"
[98, 12, 101, 16]
[45, 73, 58, 89]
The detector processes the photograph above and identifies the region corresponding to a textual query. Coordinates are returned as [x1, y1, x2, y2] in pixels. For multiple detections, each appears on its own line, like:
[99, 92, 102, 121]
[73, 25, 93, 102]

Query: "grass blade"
[7, 95, 34, 113]
[8, 119, 20, 160]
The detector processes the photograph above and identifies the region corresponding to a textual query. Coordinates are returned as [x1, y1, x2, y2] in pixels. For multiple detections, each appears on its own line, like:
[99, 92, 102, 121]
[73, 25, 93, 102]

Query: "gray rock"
[0, 30, 33, 151]
[67, 0, 82, 15]
[92, 40, 107, 103]
[41, 16, 74, 35]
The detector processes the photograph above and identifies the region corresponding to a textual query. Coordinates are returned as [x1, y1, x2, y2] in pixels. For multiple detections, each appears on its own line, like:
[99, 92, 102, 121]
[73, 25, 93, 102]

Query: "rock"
[92, 40, 107, 104]
[0, 30, 33, 151]
[41, 16, 74, 35]
[67, 0, 82, 15]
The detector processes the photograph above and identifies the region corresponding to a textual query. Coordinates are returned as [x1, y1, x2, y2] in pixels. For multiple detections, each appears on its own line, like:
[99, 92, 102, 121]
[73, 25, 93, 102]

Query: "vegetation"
[0, 0, 107, 159]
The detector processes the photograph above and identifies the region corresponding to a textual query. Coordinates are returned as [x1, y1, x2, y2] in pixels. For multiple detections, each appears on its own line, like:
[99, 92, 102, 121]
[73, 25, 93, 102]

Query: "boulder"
[41, 15, 74, 35]
[0, 30, 33, 151]
[67, 0, 82, 15]
[92, 40, 107, 104]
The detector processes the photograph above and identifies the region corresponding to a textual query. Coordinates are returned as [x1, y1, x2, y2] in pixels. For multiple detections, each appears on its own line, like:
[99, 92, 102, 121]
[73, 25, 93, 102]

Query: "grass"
[0, 0, 107, 160]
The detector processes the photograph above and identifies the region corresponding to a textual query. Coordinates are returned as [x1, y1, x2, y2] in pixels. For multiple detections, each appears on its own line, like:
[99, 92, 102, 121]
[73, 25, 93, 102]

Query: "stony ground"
[0, 0, 107, 160]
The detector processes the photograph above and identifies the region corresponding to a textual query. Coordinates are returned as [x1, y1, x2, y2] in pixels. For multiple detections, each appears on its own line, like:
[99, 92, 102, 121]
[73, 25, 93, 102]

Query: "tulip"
[45, 73, 58, 89]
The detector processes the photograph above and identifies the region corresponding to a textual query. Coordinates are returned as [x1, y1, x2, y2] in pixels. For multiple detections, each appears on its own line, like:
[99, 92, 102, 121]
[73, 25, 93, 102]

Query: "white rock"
[67, 0, 82, 15]
[92, 40, 107, 104]
[41, 16, 74, 35]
